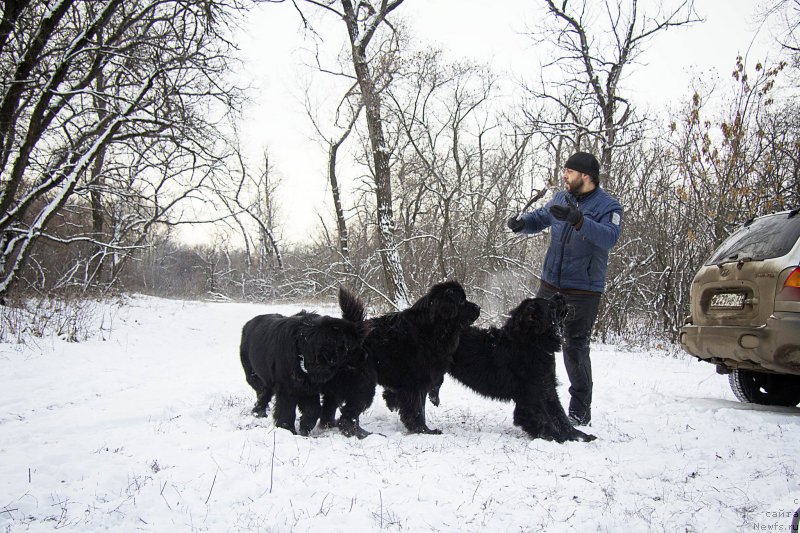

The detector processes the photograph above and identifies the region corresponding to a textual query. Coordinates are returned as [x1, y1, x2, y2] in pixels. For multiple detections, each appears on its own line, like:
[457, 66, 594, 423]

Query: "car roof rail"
[789, 207, 800, 218]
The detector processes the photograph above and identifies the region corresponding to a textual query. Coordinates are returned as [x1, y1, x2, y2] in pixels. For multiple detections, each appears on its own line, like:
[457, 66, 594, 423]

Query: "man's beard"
[566, 177, 584, 194]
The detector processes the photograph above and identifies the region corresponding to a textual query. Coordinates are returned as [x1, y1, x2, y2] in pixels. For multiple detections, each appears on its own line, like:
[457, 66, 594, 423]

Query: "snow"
[1, 295, 798, 532]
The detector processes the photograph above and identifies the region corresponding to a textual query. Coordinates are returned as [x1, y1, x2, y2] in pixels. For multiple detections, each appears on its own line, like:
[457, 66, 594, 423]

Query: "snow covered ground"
[1, 295, 798, 532]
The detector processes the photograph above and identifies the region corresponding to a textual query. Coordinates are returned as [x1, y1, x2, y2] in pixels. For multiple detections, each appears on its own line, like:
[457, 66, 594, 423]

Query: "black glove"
[507, 216, 525, 233]
[549, 203, 584, 227]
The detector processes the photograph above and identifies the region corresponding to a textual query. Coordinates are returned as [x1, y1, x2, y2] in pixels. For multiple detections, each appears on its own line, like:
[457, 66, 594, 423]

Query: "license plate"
[710, 292, 745, 310]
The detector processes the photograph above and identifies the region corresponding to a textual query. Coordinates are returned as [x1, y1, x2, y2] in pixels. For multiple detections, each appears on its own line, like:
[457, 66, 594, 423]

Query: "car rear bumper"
[679, 312, 800, 375]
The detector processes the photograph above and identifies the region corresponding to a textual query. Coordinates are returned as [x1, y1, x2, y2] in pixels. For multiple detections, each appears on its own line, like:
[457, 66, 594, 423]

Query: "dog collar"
[298, 354, 308, 374]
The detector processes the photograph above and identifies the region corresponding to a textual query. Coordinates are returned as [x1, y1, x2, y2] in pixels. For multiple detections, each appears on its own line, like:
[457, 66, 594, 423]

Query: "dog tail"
[338, 287, 366, 323]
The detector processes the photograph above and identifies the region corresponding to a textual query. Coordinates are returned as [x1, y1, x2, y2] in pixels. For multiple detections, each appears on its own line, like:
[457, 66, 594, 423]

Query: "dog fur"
[239, 288, 369, 435]
[322, 280, 480, 436]
[447, 295, 596, 443]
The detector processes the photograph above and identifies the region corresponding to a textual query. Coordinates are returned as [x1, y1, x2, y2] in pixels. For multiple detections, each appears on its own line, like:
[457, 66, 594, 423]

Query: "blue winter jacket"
[519, 187, 623, 293]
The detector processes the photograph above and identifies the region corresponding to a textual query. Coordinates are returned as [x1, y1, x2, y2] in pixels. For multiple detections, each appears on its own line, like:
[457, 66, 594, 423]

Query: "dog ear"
[409, 289, 432, 312]
[441, 281, 466, 301]
[425, 281, 463, 304]
[549, 294, 567, 322]
[531, 300, 553, 335]
[506, 299, 532, 334]
[293, 322, 312, 365]
[339, 287, 366, 323]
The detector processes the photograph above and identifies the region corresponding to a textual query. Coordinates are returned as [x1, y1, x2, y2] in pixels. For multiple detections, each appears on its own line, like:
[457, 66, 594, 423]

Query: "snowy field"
[1, 295, 798, 532]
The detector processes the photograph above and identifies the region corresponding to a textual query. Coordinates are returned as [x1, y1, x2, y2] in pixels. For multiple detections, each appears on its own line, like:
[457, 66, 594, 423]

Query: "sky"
[224, 0, 780, 245]
[1, 295, 798, 531]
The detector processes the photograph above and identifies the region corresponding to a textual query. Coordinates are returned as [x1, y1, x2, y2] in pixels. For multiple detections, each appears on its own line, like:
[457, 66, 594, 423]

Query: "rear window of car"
[706, 212, 800, 265]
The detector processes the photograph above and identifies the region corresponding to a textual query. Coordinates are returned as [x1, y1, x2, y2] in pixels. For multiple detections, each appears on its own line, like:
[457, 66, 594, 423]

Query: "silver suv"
[679, 209, 800, 407]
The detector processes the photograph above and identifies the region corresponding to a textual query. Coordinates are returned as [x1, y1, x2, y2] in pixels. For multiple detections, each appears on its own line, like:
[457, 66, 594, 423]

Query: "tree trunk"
[90, 68, 109, 284]
[342, 0, 410, 308]
[358, 58, 410, 308]
[328, 129, 352, 267]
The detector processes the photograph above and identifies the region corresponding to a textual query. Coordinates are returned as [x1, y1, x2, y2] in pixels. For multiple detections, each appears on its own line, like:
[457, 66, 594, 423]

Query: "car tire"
[728, 369, 800, 407]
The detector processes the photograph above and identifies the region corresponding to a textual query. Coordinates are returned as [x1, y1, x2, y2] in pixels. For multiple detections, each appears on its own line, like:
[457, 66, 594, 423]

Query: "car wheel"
[728, 369, 800, 407]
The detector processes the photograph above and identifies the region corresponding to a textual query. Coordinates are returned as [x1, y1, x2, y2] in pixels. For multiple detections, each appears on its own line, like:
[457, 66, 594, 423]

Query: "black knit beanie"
[564, 152, 600, 183]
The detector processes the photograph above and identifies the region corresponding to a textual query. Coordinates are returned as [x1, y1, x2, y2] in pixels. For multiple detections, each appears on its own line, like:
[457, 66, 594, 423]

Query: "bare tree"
[671, 58, 790, 241]
[303, 76, 363, 270]
[534, 0, 700, 173]
[595, 55, 796, 342]
[292, 0, 410, 308]
[0, 0, 246, 297]
[217, 148, 285, 274]
[386, 50, 507, 282]
[761, 0, 800, 54]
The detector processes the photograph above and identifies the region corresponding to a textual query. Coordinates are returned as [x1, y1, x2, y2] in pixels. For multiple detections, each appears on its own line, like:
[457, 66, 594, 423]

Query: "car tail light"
[776, 267, 800, 301]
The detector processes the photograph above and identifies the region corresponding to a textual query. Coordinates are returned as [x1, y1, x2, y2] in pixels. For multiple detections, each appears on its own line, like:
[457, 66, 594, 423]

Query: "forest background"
[1, 0, 799, 346]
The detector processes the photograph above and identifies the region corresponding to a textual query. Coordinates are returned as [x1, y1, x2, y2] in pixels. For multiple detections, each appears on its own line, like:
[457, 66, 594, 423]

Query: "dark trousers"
[536, 284, 601, 418]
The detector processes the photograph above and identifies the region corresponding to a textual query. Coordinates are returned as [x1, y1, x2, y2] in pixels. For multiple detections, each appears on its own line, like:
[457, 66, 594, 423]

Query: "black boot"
[568, 408, 591, 426]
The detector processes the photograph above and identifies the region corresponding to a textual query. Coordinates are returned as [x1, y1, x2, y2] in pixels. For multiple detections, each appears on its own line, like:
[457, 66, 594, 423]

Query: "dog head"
[505, 294, 567, 351]
[297, 289, 370, 383]
[412, 280, 481, 328]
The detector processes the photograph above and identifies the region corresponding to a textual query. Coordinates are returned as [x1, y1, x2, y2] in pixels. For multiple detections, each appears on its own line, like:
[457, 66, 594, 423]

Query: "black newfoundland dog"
[447, 295, 596, 443]
[322, 281, 481, 437]
[239, 288, 370, 436]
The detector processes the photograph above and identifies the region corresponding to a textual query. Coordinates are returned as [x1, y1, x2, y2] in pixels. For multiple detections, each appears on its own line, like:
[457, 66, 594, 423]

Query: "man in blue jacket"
[507, 152, 623, 426]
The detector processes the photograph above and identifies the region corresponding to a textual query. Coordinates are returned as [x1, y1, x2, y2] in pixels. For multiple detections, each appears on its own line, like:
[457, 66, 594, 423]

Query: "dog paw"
[337, 417, 372, 439]
[353, 427, 372, 439]
[555, 428, 596, 442]
[318, 417, 337, 429]
[275, 422, 296, 434]
[538, 432, 565, 443]
[382, 390, 400, 412]
[411, 425, 442, 435]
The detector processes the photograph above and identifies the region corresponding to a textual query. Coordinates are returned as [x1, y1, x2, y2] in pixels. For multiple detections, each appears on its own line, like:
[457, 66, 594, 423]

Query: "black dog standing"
[322, 281, 480, 436]
[448, 295, 596, 443]
[239, 288, 369, 436]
